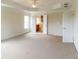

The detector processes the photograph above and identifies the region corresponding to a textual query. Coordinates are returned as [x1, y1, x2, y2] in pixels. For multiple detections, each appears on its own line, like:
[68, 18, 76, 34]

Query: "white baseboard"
[74, 42, 78, 52]
[47, 34, 63, 37]
[63, 40, 73, 43]
[1, 32, 28, 40]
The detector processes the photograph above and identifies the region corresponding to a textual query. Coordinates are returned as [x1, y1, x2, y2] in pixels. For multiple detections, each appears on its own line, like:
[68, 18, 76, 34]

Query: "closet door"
[63, 11, 74, 42]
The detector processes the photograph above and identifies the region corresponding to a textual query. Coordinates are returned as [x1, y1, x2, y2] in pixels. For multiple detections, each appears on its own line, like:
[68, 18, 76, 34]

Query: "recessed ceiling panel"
[2, 0, 73, 11]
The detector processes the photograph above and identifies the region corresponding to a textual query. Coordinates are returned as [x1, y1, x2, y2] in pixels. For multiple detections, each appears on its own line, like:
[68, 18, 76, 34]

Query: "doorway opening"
[30, 15, 47, 34]
[36, 16, 43, 33]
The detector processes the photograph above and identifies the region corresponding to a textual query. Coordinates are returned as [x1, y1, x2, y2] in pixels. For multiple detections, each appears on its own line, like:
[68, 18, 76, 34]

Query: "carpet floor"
[1, 33, 77, 59]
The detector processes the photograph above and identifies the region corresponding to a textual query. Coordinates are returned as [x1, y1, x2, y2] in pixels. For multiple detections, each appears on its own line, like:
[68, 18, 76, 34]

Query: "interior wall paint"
[1, 6, 27, 40]
[43, 15, 47, 34]
[73, 11, 78, 51]
[47, 12, 63, 36]
[30, 15, 36, 32]
[73, 0, 78, 51]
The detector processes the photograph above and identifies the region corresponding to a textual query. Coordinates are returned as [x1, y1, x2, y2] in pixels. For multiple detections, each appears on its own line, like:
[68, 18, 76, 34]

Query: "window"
[24, 16, 29, 29]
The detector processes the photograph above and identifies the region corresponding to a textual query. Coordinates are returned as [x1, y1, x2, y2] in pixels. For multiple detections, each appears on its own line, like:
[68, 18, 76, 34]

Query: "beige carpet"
[1, 33, 77, 59]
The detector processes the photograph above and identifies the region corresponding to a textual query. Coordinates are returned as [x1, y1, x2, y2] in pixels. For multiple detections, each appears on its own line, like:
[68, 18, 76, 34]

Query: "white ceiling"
[1, 0, 73, 12]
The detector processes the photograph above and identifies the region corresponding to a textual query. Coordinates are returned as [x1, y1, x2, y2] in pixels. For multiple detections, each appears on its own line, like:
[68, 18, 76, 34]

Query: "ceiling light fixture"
[31, 0, 38, 8]
[32, 4, 36, 8]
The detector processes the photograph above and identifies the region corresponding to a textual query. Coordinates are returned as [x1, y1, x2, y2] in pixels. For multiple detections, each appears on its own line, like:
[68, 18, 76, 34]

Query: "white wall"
[43, 15, 47, 34]
[73, 0, 78, 51]
[1, 6, 27, 40]
[30, 15, 36, 32]
[48, 12, 63, 36]
[73, 12, 78, 51]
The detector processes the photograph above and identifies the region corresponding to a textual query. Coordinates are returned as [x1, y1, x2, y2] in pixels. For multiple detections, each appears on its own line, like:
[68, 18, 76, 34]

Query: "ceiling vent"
[64, 3, 68, 8]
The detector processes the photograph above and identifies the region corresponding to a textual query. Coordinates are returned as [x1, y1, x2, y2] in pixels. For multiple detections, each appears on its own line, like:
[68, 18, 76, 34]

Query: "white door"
[63, 11, 74, 42]
[43, 15, 48, 34]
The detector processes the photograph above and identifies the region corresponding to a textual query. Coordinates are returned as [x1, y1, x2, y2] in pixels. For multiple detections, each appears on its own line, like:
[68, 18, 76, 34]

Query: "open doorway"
[31, 15, 47, 34]
[36, 16, 43, 33]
